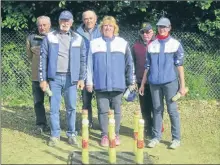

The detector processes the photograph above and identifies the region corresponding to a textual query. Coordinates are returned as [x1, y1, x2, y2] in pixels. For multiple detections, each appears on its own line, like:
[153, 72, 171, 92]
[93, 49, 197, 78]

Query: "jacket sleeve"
[26, 35, 32, 62]
[145, 51, 151, 70]
[131, 45, 137, 75]
[174, 42, 184, 66]
[86, 46, 93, 86]
[79, 39, 87, 80]
[39, 37, 48, 82]
[125, 44, 136, 86]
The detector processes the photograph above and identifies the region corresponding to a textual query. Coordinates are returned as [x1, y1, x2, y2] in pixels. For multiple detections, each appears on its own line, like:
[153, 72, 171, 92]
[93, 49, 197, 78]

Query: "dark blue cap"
[59, 10, 73, 20]
[140, 22, 152, 32]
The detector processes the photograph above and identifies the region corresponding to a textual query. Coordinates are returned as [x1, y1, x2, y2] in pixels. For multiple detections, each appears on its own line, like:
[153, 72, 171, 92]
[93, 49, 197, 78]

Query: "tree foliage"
[1, 1, 220, 36]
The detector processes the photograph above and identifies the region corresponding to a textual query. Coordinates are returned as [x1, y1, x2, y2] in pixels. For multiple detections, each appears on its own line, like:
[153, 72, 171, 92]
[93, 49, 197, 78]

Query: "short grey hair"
[82, 10, 97, 20]
[36, 16, 51, 26]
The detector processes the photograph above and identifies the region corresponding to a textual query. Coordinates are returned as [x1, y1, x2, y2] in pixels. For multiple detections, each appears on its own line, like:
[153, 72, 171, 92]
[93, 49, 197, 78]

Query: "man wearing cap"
[132, 22, 155, 136]
[26, 16, 51, 134]
[139, 17, 187, 149]
[86, 16, 136, 147]
[76, 10, 101, 129]
[39, 10, 86, 147]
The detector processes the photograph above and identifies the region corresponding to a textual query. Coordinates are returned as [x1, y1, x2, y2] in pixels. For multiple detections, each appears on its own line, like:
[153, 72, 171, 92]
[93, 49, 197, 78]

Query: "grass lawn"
[1, 99, 220, 164]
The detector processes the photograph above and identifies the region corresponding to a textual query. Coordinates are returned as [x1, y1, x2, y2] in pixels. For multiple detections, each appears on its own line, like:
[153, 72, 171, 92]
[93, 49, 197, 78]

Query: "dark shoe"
[48, 137, 60, 147]
[34, 125, 44, 135]
[89, 122, 93, 129]
[43, 125, 50, 132]
[34, 125, 50, 135]
[68, 136, 78, 146]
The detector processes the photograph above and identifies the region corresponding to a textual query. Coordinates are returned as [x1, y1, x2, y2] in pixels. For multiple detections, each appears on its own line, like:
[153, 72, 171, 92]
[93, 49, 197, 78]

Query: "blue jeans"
[49, 73, 77, 138]
[150, 80, 180, 141]
[96, 91, 123, 136]
[32, 81, 47, 126]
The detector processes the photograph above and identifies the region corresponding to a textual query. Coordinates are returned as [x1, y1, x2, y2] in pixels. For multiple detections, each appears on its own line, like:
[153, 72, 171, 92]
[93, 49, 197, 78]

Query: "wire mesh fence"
[1, 27, 220, 105]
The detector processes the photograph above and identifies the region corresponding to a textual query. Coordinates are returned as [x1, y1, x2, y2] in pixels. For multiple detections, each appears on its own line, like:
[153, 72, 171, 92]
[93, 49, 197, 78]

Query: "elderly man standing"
[132, 23, 154, 136]
[76, 10, 101, 129]
[39, 10, 86, 147]
[86, 16, 136, 147]
[26, 16, 51, 134]
[132, 23, 164, 136]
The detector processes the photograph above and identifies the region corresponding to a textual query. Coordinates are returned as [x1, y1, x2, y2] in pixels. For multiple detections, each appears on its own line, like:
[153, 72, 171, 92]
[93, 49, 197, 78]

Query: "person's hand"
[179, 87, 188, 96]
[139, 85, 145, 96]
[129, 84, 137, 91]
[40, 81, 48, 92]
[86, 85, 93, 93]
[77, 80, 85, 90]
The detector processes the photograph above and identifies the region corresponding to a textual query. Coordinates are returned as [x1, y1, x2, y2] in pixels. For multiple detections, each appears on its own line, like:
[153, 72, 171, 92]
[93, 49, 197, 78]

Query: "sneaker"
[48, 137, 60, 147]
[68, 136, 78, 146]
[169, 140, 180, 149]
[100, 135, 109, 147]
[115, 135, 120, 146]
[147, 138, 159, 148]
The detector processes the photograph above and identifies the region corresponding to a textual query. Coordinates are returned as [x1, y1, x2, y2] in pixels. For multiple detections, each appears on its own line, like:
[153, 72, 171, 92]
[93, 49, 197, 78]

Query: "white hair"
[36, 16, 51, 26]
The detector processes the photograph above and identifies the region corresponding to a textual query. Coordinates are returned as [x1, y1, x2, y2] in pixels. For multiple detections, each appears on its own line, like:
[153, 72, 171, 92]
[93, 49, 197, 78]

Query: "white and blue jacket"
[146, 36, 184, 85]
[39, 30, 86, 83]
[86, 36, 136, 92]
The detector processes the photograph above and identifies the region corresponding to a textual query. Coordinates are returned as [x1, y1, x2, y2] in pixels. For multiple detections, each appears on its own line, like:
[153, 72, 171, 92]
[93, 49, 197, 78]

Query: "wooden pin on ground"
[133, 110, 141, 155]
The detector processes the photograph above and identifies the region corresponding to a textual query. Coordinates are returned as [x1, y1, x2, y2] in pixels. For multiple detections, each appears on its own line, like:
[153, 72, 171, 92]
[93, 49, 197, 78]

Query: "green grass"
[1, 99, 220, 164]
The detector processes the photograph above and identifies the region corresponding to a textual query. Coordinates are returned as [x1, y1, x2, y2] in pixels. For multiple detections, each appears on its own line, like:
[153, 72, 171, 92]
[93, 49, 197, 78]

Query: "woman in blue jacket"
[86, 16, 136, 147]
[139, 17, 187, 149]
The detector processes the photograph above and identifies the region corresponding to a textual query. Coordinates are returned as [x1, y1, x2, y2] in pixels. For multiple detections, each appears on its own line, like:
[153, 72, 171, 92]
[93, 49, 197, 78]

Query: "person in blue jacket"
[39, 10, 86, 147]
[139, 17, 187, 149]
[86, 16, 136, 147]
[76, 10, 101, 129]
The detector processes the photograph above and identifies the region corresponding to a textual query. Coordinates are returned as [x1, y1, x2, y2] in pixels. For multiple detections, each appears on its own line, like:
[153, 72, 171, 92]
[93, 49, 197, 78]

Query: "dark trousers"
[82, 88, 93, 123]
[137, 83, 153, 132]
[96, 91, 123, 136]
[32, 81, 47, 126]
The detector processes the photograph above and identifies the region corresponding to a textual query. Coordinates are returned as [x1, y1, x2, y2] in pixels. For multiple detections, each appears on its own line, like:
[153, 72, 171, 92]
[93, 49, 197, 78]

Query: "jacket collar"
[76, 23, 99, 36]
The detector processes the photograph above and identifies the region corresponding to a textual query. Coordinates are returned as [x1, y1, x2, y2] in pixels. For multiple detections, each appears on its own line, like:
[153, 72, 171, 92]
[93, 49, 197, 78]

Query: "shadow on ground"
[1, 105, 85, 142]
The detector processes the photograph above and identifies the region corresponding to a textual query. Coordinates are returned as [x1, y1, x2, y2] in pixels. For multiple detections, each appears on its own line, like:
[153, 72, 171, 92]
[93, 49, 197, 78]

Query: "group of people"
[26, 9, 187, 150]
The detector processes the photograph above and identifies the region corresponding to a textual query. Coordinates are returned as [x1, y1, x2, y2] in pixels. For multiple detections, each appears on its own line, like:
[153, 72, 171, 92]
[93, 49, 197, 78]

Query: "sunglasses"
[140, 30, 151, 34]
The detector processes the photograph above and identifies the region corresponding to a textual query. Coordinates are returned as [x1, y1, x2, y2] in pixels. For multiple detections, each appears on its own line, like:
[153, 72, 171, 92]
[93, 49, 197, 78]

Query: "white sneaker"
[169, 140, 180, 149]
[147, 139, 159, 148]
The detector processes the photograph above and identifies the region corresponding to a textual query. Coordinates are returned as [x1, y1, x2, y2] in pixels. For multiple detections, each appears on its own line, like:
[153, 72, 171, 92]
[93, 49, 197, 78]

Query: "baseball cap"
[140, 22, 152, 32]
[123, 88, 137, 102]
[156, 17, 171, 27]
[59, 10, 73, 20]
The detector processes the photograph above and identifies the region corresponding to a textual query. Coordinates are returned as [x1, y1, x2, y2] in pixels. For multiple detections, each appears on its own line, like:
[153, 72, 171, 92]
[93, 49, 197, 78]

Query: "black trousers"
[32, 81, 47, 126]
[81, 87, 93, 123]
[137, 83, 153, 131]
